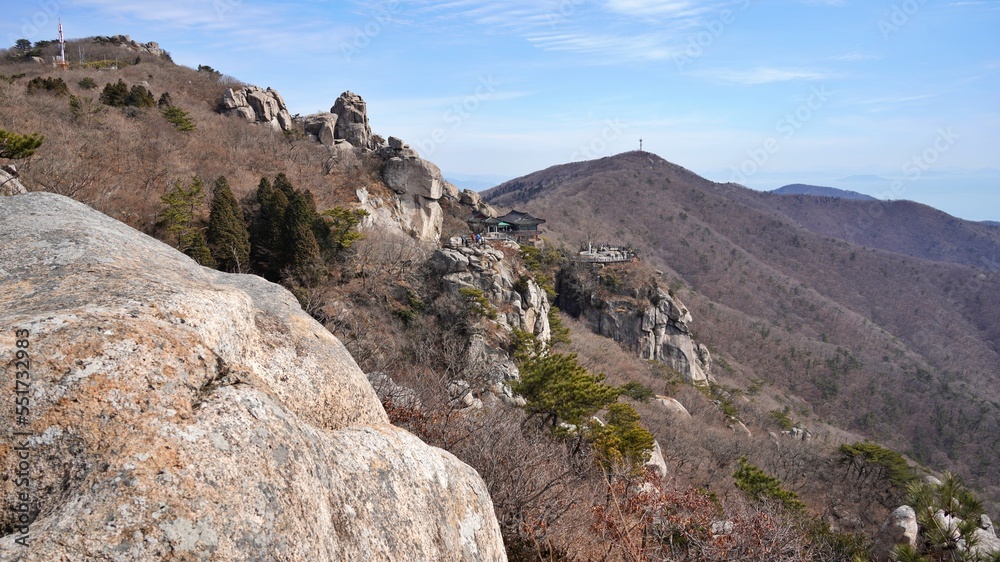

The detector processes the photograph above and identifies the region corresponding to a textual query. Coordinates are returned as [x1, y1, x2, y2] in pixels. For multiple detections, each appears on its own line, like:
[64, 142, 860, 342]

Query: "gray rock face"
[654, 395, 691, 418]
[872, 506, 919, 562]
[646, 440, 668, 479]
[221, 86, 293, 131]
[383, 156, 445, 200]
[303, 112, 339, 146]
[1, 167, 27, 196]
[332, 91, 375, 150]
[0, 194, 506, 561]
[568, 286, 711, 384]
[367, 139, 447, 242]
[460, 189, 498, 217]
[431, 245, 551, 346]
[427, 243, 551, 395]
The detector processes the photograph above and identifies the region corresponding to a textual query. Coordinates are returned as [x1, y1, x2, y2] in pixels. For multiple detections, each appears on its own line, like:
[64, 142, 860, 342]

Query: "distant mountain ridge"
[484, 151, 1000, 505]
[772, 184, 877, 201]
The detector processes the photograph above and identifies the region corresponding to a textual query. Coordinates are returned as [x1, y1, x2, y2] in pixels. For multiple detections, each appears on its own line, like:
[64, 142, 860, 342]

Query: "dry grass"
[485, 151, 1000, 512]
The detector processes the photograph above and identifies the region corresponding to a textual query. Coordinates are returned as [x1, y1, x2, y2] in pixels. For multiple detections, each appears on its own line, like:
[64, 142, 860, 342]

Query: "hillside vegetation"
[485, 152, 1000, 509]
[4, 37, 999, 561]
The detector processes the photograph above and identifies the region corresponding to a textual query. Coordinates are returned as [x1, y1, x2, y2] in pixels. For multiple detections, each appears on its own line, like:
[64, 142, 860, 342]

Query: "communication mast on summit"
[56, 19, 69, 70]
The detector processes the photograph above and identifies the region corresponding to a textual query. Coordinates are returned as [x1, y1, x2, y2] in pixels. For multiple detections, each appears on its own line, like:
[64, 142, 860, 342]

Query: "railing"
[574, 246, 635, 263]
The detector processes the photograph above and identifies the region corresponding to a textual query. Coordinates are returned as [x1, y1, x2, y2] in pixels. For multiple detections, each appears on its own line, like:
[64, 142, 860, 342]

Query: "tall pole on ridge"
[57, 19, 67, 69]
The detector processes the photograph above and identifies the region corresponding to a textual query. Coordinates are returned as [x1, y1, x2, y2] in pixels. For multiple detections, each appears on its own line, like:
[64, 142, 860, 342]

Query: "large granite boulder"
[221, 86, 293, 131]
[303, 112, 338, 146]
[383, 156, 445, 200]
[332, 91, 375, 150]
[1, 167, 27, 196]
[559, 281, 712, 385]
[872, 506, 919, 562]
[0, 193, 506, 561]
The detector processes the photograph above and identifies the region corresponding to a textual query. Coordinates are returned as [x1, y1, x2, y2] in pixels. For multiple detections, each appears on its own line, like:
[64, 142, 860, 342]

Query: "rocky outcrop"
[431, 244, 551, 346]
[558, 273, 712, 384]
[654, 395, 691, 418]
[1, 166, 26, 196]
[646, 441, 668, 478]
[460, 189, 498, 217]
[353, 133, 447, 243]
[220, 86, 293, 131]
[426, 242, 550, 406]
[332, 91, 375, 150]
[384, 156, 444, 200]
[872, 506, 919, 562]
[96, 35, 164, 57]
[303, 112, 338, 145]
[0, 194, 506, 561]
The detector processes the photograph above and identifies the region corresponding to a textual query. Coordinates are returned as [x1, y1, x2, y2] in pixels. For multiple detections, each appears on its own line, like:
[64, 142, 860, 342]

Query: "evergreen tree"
[13, 39, 32, 57]
[733, 458, 805, 511]
[99, 79, 129, 107]
[249, 176, 289, 280]
[0, 128, 44, 160]
[320, 206, 369, 260]
[513, 352, 620, 428]
[162, 105, 196, 131]
[181, 230, 216, 268]
[207, 176, 250, 272]
[159, 177, 215, 267]
[589, 402, 655, 476]
[283, 190, 325, 284]
[900, 472, 988, 561]
[125, 84, 155, 108]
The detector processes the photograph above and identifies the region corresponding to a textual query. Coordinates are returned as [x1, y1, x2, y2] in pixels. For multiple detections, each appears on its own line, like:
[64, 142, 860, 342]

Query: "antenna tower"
[56, 19, 68, 70]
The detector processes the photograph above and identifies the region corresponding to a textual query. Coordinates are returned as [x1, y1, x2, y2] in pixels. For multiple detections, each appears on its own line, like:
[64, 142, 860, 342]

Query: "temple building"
[467, 210, 546, 245]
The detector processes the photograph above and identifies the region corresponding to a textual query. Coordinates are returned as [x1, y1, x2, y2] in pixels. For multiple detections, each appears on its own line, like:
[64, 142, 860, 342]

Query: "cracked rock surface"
[0, 193, 506, 561]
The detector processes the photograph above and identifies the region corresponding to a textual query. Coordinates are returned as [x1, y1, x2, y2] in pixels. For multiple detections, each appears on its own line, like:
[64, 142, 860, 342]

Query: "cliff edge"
[0, 193, 505, 561]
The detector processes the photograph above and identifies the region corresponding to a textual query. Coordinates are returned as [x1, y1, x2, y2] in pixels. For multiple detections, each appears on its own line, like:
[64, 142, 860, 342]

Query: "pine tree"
[283, 190, 325, 284]
[207, 176, 250, 272]
[159, 177, 215, 267]
[733, 458, 805, 511]
[0, 128, 44, 160]
[249, 176, 289, 280]
[182, 230, 216, 268]
[513, 352, 620, 428]
[159, 177, 204, 246]
[320, 206, 369, 260]
[589, 402, 655, 476]
[125, 84, 155, 108]
[161, 106, 196, 131]
[99, 79, 129, 107]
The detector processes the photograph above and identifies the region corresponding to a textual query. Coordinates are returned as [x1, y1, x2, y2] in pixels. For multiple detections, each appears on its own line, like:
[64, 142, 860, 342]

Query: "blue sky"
[4, 0, 999, 220]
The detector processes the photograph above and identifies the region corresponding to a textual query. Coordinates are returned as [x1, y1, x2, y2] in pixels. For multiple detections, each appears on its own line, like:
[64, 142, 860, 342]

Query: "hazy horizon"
[3, 0, 997, 220]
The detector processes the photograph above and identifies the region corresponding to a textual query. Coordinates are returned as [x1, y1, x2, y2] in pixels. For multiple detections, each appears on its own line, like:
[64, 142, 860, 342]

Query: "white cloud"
[526, 31, 681, 61]
[692, 67, 829, 84]
[604, 0, 703, 17]
[830, 51, 882, 62]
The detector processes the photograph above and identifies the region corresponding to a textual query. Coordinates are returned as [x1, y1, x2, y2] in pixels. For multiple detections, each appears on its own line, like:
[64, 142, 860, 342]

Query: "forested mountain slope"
[485, 151, 1000, 504]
